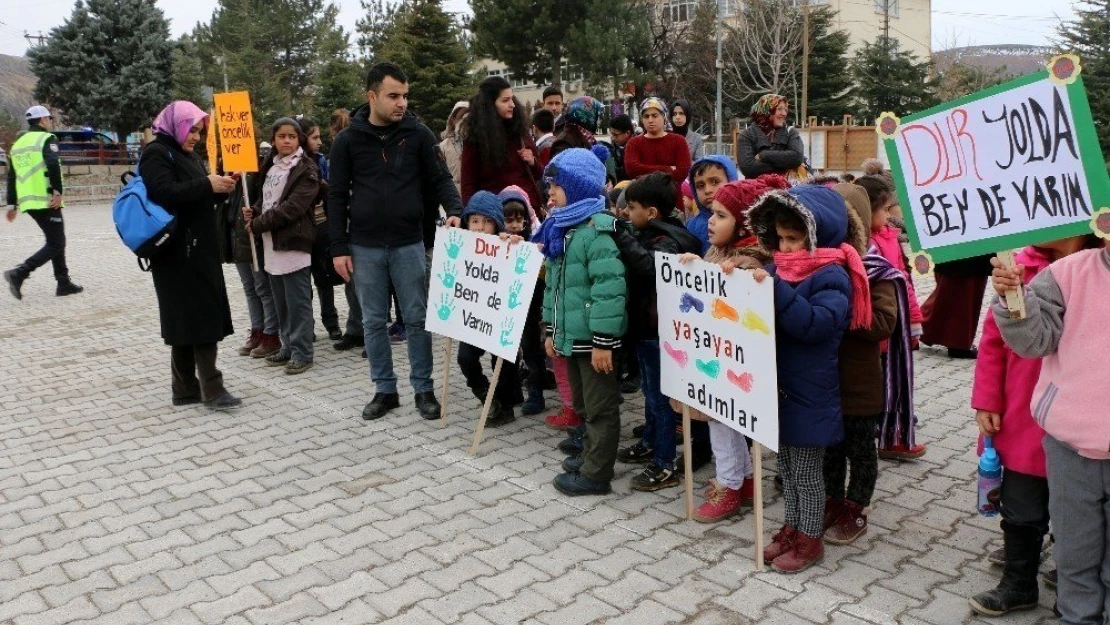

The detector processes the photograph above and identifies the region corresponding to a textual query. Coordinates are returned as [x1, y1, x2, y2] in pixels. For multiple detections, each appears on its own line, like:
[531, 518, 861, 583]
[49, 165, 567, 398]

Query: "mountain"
[933, 44, 1054, 79]
[0, 54, 36, 122]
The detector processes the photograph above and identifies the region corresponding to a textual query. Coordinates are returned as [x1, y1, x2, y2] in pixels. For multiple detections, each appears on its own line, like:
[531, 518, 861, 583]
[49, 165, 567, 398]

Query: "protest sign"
[426, 228, 543, 363]
[656, 253, 779, 452]
[213, 91, 259, 173]
[881, 55, 1110, 264]
[206, 108, 218, 174]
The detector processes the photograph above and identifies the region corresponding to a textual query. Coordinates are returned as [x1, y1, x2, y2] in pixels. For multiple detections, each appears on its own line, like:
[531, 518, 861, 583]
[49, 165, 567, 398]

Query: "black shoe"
[361, 348, 367, 359]
[4, 268, 26, 300]
[55, 278, 83, 296]
[333, 335, 362, 351]
[948, 347, 978, 359]
[617, 442, 654, 464]
[630, 463, 681, 492]
[485, 402, 516, 426]
[414, 391, 441, 420]
[172, 394, 202, 406]
[968, 524, 1043, 616]
[553, 471, 611, 496]
[521, 386, 545, 416]
[204, 393, 243, 411]
[362, 393, 400, 420]
[562, 456, 583, 473]
[327, 328, 343, 341]
[631, 424, 646, 438]
[558, 432, 584, 456]
[620, 377, 641, 394]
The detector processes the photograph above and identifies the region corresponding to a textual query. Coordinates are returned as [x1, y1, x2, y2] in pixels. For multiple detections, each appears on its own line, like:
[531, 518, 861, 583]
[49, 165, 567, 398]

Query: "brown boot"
[772, 530, 825, 573]
[250, 333, 281, 358]
[825, 499, 867, 545]
[763, 524, 797, 562]
[238, 329, 263, 356]
[823, 497, 844, 532]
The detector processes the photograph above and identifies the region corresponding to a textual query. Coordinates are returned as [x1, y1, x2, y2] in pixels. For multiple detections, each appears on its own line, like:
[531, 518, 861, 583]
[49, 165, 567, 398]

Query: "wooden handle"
[996, 251, 1026, 320]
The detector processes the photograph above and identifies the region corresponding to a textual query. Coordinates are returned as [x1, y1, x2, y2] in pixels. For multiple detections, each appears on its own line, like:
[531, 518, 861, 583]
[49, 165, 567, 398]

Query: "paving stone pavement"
[0, 205, 1062, 625]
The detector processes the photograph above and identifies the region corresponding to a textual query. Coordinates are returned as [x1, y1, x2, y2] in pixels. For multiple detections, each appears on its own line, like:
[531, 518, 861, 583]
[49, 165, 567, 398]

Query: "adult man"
[327, 62, 463, 421]
[542, 86, 563, 116]
[4, 105, 83, 300]
[607, 114, 634, 183]
[531, 109, 555, 153]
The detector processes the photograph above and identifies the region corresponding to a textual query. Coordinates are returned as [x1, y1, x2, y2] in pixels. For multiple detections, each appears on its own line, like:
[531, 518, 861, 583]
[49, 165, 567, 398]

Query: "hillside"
[933, 44, 1054, 79]
[0, 54, 35, 122]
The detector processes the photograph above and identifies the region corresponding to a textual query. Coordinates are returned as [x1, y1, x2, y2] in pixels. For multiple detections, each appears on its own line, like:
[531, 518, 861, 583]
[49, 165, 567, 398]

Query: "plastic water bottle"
[978, 436, 1003, 517]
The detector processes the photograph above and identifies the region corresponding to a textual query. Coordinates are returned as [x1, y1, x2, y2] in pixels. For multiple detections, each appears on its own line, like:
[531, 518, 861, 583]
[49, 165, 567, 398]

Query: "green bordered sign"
[880, 55, 1110, 267]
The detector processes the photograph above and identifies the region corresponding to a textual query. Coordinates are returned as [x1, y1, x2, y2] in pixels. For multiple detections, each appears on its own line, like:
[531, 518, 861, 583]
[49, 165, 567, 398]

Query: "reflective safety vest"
[10, 131, 60, 212]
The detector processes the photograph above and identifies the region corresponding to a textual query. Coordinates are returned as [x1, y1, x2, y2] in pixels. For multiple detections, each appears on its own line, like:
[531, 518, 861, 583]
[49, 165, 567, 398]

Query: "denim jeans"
[351, 242, 433, 394]
[343, 282, 363, 338]
[236, 262, 279, 334]
[269, 267, 314, 363]
[637, 340, 679, 469]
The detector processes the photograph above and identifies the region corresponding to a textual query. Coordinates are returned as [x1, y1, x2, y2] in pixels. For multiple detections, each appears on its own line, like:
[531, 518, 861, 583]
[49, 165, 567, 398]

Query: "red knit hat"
[713, 174, 790, 243]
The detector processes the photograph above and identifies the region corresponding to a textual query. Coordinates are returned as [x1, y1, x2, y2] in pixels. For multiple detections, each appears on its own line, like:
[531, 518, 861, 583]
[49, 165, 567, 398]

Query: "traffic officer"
[4, 105, 82, 300]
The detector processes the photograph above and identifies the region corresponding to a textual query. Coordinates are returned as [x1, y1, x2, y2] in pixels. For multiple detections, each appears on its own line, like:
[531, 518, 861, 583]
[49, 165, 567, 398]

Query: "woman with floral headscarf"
[737, 93, 805, 180]
[139, 101, 242, 411]
[625, 96, 691, 210]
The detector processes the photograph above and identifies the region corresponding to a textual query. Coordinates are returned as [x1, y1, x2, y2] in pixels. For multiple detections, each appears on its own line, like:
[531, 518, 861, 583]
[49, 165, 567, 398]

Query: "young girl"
[855, 175, 922, 336]
[969, 235, 1100, 617]
[456, 191, 522, 426]
[243, 117, 321, 375]
[297, 117, 342, 342]
[499, 186, 546, 417]
[746, 184, 872, 573]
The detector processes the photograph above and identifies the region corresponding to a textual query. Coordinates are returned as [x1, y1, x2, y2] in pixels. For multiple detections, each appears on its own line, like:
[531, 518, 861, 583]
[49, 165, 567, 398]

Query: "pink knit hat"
[680, 179, 694, 199]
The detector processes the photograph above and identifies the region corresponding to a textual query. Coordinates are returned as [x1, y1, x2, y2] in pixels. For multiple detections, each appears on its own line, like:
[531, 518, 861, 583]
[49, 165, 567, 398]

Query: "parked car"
[54, 129, 131, 164]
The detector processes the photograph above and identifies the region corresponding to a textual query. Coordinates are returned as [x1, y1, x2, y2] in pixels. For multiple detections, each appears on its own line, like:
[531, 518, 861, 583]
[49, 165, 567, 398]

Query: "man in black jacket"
[328, 62, 463, 421]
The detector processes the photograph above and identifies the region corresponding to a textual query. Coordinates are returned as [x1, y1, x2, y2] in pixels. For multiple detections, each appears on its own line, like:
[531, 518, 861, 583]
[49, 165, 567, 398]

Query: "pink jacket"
[871, 225, 924, 324]
[973, 247, 1051, 477]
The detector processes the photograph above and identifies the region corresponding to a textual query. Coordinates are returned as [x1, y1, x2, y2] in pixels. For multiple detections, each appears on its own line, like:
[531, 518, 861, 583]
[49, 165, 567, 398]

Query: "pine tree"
[311, 29, 363, 133]
[28, 0, 173, 139]
[1056, 0, 1110, 154]
[850, 35, 936, 123]
[171, 35, 207, 108]
[803, 7, 853, 124]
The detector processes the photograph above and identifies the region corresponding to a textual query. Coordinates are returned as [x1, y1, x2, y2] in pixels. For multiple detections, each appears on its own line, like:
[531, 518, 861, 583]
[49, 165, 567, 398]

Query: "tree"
[28, 0, 173, 139]
[850, 35, 935, 123]
[1056, 0, 1110, 154]
[563, 0, 651, 99]
[802, 7, 853, 124]
[355, 0, 402, 59]
[720, 0, 804, 113]
[311, 29, 363, 130]
[171, 35, 207, 108]
[932, 58, 1007, 102]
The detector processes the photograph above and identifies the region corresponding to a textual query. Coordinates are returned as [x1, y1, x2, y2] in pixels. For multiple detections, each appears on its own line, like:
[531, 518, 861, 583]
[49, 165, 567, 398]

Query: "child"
[855, 176, 923, 337]
[991, 241, 1110, 625]
[610, 172, 701, 491]
[499, 186, 546, 417]
[679, 176, 780, 521]
[243, 117, 322, 375]
[624, 97, 692, 211]
[822, 183, 900, 544]
[456, 191, 523, 426]
[535, 148, 627, 496]
[297, 117, 342, 342]
[686, 155, 740, 254]
[746, 183, 872, 573]
[969, 235, 1100, 617]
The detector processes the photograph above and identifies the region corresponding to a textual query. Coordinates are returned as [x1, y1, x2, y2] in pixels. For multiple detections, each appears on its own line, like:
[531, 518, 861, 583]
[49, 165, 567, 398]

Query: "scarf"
[773, 243, 873, 330]
[152, 101, 208, 147]
[532, 196, 606, 259]
[272, 147, 304, 172]
[864, 245, 916, 451]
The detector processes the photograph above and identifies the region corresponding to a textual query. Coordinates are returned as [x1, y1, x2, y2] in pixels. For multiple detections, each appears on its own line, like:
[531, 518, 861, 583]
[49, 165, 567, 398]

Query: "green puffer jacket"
[542, 212, 628, 356]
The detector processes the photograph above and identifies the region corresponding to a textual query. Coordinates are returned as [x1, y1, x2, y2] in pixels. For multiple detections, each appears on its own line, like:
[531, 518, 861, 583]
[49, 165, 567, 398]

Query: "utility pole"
[215, 55, 230, 93]
[23, 31, 46, 47]
[882, 0, 891, 57]
[715, 0, 724, 154]
[801, 0, 810, 128]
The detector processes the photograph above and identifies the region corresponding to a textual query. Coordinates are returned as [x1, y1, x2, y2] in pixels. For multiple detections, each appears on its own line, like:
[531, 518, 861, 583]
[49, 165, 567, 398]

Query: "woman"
[460, 76, 542, 209]
[737, 93, 805, 180]
[439, 101, 468, 193]
[625, 97, 691, 210]
[139, 101, 240, 410]
[669, 98, 703, 160]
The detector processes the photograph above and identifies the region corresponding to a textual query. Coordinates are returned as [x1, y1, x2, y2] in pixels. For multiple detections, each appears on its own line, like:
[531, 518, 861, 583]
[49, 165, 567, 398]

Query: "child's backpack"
[112, 163, 176, 271]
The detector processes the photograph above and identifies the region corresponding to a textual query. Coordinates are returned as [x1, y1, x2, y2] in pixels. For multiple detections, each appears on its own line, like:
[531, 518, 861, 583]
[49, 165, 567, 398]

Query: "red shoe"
[692, 482, 743, 523]
[878, 443, 927, 461]
[823, 497, 844, 532]
[772, 531, 824, 573]
[763, 524, 797, 562]
[250, 333, 281, 358]
[544, 406, 583, 430]
[738, 476, 754, 506]
[238, 329, 262, 356]
[824, 499, 867, 545]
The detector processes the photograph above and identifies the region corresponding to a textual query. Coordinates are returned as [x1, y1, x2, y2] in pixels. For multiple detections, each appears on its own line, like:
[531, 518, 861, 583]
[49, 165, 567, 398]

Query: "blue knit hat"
[544, 148, 606, 205]
[461, 191, 505, 232]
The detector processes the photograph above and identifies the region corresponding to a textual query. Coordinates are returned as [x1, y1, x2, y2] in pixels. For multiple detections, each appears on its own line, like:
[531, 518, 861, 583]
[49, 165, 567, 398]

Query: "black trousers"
[23, 208, 69, 280]
[171, 343, 226, 401]
[1000, 468, 1050, 534]
[520, 278, 546, 389]
[457, 342, 523, 407]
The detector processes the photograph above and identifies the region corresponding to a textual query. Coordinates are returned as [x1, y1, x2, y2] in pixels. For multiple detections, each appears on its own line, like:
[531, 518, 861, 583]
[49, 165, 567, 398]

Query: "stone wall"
[0, 164, 132, 205]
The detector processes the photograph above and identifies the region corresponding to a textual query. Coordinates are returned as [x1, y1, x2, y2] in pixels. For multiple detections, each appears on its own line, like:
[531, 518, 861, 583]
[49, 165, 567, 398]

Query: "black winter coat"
[613, 216, 702, 340]
[139, 134, 233, 346]
[736, 124, 805, 179]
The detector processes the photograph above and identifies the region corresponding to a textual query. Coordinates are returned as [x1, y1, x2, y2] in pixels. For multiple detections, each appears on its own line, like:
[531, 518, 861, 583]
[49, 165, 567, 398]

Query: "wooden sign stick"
[439, 338, 453, 428]
[682, 405, 695, 520]
[242, 177, 260, 272]
[469, 357, 504, 456]
[996, 250, 1027, 320]
[753, 442, 765, 571]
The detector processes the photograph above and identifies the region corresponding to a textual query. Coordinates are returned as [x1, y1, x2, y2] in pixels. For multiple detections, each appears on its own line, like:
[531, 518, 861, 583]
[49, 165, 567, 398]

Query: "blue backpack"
[113, 161, 176, 271]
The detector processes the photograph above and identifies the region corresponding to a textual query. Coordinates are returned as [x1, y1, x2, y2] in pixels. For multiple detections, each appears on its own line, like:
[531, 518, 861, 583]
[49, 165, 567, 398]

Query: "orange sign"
[206, 108, 218, 174]
[213, 91, 259, 173]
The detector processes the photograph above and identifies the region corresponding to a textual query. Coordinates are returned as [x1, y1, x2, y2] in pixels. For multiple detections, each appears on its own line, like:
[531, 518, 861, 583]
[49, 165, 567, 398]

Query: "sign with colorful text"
[213, 91, 259, 173]
[881, 55, 1110, 263]
[656, 253, 779, 452]
[426, 228, 543, 362]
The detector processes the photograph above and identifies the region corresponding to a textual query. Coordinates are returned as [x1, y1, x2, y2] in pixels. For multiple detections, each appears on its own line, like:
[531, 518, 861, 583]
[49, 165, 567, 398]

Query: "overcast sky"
[0, 0, 1077, 59]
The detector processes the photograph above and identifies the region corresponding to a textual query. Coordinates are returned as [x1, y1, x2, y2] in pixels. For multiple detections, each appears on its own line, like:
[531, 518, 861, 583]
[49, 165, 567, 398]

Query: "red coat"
[972, 246, 1051, 477]
[460, 134, 542, 209]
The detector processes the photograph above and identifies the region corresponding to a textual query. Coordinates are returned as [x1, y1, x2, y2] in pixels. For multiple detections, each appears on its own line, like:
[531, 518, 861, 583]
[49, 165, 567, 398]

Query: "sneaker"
[545, 406, 583, 430]
[55, 278, 84, 296]
[824, 499, 867, 545]
[485, 402, 517, 427]
[251, 333, 281, 358]
[558, 432, 584, 456]
[552, 471, 611, 496]
[763, 524, 797, 562]
[238, 329, 263, 356]
[878, 443, 927, 461]
[327, 328, 343, 341]
[617, 442, 654, 464]
[772, 531, 824, 573]
[414, 391, 441, 420]
[362, 392, 401, 420]
[284, 360, 313, 375]
[521, 386, 545, 416]
[388, 323, 407, 344]
[4, 268, 26, 300]
[692, 481, 743, 522]
[562, 456, 583, 473]
[333, 334, 362, 351]
[631, 464, 680, 492]
[204, 392, 243, 411]
[265, 352, 291, 366]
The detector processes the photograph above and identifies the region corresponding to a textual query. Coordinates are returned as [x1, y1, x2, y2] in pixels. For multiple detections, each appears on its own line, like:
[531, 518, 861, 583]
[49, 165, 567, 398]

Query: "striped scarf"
[864, 245, 916, 450]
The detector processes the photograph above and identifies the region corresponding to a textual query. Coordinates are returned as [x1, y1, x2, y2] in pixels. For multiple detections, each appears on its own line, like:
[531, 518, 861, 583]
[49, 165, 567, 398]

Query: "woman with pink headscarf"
[139, 100, 242, 411]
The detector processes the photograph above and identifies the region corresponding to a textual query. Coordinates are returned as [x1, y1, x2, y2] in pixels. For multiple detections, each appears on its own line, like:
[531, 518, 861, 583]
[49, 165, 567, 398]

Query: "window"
[662, 0, 696, 23]
[874, 0, 899, 17]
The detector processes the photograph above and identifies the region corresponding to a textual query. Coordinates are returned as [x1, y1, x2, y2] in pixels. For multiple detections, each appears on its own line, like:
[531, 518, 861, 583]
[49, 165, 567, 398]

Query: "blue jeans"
[351, 242, 434, 394]
[637, 340, 678, 469]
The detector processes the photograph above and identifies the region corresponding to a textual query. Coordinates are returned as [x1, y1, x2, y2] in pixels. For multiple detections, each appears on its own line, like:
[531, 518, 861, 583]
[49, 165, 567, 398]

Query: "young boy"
[746, 184, 873, 573]
[610, 172, 701, 491]
[535, 149, 627, 496]
[687, 155, 740, 254]
[498, 187, 546, 416]
[456, 191, 523, 426]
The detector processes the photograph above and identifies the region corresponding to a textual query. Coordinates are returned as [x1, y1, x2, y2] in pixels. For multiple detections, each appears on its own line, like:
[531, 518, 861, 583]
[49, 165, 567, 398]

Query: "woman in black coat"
[139, 101, 241, 410]
[737, 93, 806, 180]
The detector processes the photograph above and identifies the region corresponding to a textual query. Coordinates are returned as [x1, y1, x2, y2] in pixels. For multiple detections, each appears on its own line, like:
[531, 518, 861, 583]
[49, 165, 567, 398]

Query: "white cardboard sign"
[425, 228, 543, 362]
[656, 253, 780, 452]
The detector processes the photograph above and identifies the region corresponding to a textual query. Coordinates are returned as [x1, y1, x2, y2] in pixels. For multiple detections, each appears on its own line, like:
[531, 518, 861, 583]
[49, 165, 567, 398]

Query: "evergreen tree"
[564, 0, 651, 98]
[311, 29, 363, 132]
[171, 35, 207, 108]
[28, 0, 173, 139]
[850, 35, 935, 123]
[1056, 0, 1110, 154]
[355, 0, 402, 59]
[802, 7, 852, 124]
[933, 59, 1007, 102]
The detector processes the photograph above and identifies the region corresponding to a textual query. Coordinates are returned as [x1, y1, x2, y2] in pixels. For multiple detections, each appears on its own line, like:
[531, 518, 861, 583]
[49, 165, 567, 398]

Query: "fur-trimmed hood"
[746, 183, 865, 254]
